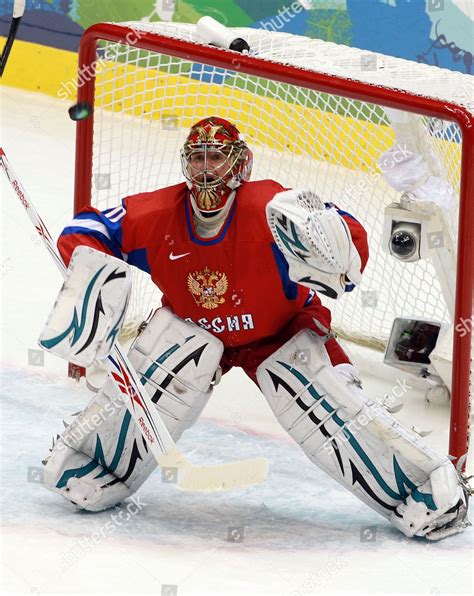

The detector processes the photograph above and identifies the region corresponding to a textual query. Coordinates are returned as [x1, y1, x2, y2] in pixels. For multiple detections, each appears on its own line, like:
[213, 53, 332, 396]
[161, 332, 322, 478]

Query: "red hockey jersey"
[58, 180, 368, 348]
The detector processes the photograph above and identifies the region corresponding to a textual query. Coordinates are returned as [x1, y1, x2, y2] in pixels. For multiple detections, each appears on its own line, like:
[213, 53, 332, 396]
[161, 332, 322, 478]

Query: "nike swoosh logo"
[169, 252, 191, 261]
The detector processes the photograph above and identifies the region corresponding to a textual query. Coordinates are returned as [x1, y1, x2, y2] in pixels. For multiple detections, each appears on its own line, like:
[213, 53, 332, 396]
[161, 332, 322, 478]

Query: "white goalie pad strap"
[256, 330, 450, 523]
[39, 246, 131, 367]
[266, 190, 361, 299]
[43, 307, 224, 511]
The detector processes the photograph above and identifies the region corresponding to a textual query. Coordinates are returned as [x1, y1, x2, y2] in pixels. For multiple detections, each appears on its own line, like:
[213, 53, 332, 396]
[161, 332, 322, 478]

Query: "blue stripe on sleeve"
[62, 202, 153, 274]
[73, 210, 124, 248]
[336, 208, 360, 223]
[60, 227, 123, 260]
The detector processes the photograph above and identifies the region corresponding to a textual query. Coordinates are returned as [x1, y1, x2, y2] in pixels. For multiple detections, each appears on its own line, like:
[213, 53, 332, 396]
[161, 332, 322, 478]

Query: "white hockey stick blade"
[160, 447, 269, 491]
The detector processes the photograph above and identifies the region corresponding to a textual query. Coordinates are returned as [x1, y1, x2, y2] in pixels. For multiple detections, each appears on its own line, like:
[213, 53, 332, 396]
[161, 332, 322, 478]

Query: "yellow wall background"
[0, 35, 394, 174]
[1, 38, 78, 100]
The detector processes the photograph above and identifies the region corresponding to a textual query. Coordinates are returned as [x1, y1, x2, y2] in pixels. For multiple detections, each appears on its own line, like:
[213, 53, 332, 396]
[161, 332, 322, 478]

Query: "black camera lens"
[390, 230, 417, 259]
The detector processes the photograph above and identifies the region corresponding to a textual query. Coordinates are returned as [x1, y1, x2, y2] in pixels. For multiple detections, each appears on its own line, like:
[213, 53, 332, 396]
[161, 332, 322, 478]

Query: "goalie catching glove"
[39, 246, 131, 367]
[266, 190, 363, 298]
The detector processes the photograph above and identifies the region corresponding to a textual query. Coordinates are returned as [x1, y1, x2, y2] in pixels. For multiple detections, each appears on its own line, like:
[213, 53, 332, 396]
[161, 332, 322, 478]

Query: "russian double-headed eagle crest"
[187, 267, 228, 309]
[194, 124, 223, 143]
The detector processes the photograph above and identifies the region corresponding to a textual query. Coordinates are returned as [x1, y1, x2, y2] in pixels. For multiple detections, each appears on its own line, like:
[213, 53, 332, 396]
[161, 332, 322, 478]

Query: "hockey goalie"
[41, 116, 469, 540]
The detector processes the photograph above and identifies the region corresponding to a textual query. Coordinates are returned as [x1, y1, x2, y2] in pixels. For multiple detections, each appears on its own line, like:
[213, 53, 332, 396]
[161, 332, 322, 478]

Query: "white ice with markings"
[0, 87, 472, 595]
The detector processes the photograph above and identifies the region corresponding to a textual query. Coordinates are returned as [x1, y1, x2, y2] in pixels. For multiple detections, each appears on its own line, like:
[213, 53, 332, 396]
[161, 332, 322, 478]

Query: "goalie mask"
[181, 117, 253, 216]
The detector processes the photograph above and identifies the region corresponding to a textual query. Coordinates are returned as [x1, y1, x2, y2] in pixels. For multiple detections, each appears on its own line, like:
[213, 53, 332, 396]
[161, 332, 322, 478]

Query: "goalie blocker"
[39, 246, 132, 367]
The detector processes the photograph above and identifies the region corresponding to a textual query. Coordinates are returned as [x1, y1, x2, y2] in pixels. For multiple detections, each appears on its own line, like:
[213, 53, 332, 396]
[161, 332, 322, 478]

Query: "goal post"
[72, 21, 473, 466]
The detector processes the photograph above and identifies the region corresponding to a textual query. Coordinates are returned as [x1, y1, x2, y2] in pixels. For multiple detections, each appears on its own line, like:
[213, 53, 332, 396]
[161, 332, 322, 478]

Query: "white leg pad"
[256, 330, 465, 532]
[43, 307, 223, 511]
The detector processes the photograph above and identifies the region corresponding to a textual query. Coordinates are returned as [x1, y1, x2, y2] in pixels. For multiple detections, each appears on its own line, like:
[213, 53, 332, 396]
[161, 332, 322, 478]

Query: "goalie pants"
[220, 300, 351, 385]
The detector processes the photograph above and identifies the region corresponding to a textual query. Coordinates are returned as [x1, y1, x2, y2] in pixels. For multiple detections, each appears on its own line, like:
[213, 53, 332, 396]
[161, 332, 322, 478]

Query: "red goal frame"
[73, 23, 474, 466]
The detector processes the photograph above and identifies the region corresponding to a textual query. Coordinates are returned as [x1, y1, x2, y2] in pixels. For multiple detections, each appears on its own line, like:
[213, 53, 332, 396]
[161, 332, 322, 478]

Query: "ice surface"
[0, 87, 472, 595]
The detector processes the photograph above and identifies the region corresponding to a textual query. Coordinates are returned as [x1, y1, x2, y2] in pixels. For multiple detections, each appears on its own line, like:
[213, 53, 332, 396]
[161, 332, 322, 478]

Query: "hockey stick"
[0, 0, 25, 77]
[0, 147, 269, 491]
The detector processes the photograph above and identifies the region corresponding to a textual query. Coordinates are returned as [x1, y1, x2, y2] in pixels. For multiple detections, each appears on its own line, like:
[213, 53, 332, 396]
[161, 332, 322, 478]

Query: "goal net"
[73, 21, 473, 461]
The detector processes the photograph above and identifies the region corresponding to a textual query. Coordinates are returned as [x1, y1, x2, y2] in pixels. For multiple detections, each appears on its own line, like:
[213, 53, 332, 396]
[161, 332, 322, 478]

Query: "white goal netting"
[78, 22, 473, 363]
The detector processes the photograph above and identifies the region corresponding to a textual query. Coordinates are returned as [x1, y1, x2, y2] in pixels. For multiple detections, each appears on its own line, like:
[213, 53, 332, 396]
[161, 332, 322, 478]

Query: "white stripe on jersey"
[103, 205, 122, 217]
[104, 205, 126, 223]
[70, 218, 112, 240]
